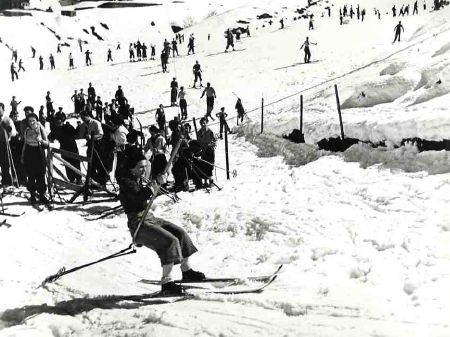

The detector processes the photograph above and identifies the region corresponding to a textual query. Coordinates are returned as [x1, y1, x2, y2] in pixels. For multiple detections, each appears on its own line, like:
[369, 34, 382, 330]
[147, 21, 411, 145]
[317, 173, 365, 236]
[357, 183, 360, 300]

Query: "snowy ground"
[1, 0, 450, 336]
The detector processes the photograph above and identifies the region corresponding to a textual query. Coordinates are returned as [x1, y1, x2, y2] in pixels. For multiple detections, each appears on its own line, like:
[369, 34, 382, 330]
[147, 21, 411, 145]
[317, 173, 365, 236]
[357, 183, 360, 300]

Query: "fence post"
[261, 98, 264, 134]
[334, 84, 345, 140]
[300, 95, 303, 135]
[224, 121, 230, 180]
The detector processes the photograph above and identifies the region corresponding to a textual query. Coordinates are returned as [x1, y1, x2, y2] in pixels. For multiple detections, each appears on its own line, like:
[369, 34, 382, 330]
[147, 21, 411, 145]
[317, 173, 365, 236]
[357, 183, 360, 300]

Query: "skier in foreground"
[117, 147, 205, 295]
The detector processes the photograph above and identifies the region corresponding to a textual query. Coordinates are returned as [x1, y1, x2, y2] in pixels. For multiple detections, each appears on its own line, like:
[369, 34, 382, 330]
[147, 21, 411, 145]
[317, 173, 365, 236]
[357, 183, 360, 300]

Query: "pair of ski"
[140, 264, 282, 297]
[28, 198, 53, 212]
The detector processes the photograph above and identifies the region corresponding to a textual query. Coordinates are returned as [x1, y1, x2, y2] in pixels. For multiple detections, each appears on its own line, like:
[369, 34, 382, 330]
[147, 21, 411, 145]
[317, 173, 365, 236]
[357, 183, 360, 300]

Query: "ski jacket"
[118, 173, 153, 214]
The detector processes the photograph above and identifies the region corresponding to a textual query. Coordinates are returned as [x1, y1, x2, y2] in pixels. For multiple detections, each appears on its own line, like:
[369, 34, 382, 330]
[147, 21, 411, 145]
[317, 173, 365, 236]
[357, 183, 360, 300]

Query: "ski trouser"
[171, 88, 177, 104]
[180, 99, 187, 118]
[24, 145, 46, 196]
[127, 211, 198, 266]
[304, 47, 311, 63]
[0, 141, 12, 186]
[206, 96, 214, 115]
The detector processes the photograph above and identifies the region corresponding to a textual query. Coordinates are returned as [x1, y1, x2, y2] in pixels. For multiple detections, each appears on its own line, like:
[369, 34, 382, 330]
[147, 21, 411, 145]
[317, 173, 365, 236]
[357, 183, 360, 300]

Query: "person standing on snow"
[192, 60, 202, 88]
[200, 82, 216, 122]
[170, 78, 178, 106]
[187, 34, 195, 55]
[117, 147, 205, 295]
[215, 107, 230, 139]
[107, 48, 113, 62]
[178, 86, 188, 120]
[300, 37, 317, 63]
[393, 21, 404, 43]
[224, 29, 235, 52]
[10, 62, 18, 81]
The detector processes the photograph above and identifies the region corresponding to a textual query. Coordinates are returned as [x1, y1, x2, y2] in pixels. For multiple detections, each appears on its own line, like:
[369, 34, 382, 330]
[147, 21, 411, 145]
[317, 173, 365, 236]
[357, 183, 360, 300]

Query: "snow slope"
[1, 0, 450, 336]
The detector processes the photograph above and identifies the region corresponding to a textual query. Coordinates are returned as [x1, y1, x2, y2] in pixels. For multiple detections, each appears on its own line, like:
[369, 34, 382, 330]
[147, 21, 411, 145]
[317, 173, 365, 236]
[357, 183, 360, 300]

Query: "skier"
[215, 107, 230, 139]
[163, 39, 171, 56]
[160, 50, 169, 73]
[45, 91, 54, 115]
[48, 116, 81, 185]
[10, 62, 18, 81]
[85, 50, 92, 66]
[0, 102, 17, 187]
[187, 34, 195, 55]
[309, 15, 314, 30]
[49, 54, 55, 70]
[142, 43, 148, 60]
[21, 112, 49, 204]
[117, 146, 205, 295]
[78, 38, 83, 52]
[170, 78, 178, 106]
[12, 49, 18, 63]
[413, 1, 419, 14]
[171, 39, 179, 57]
[31, 46, 36, 58]
[129, 43, 135, 62]
[200, 83, 216, 121]
[95, 96, 103, 122]
[88, 82, 96, 106]
[196, 117, 216, 187]
[57, 43, 61, 53]
[393, 21, 404, 43]
[117, 42, 121, 50]
[300, 37, 317, 63]
[18, 59, 25, 72]
[150, 44, 156, 60]
[224, 29, 235, 52]
[69, 52, 74, 69]
[71, 90, 81, 114]
[178, 86, 188, 120]
[144, 125, 167, 183]
[392, 5, 397, 17]
[39, 55, 44, 70]
[192, 60, 202, 88]
[247, 25, 250, 36]
[280, 18, 284, 29]
[155, 104, 166, 132]
[340, 13, 343, 25]
[10, 96, 21, 115]
[235, 97, 246, 124]
[107, 48, 113, 62]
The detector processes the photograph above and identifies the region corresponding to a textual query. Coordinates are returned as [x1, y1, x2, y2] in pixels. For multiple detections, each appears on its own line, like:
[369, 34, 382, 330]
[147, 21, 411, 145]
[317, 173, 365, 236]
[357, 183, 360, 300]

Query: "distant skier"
[280, 18, 284, 29]
[224, 29, 235, 52]
[85, 50, 92, 66]
[45, 91, 54, 115]
[170, 77, 178, 106]
[160, 51, 169, 73]
[12, 49, 18, 62]
[31, 46, 36, 58]
[78, 38, 83, 52]
[187, 34, 195, 55]
[88, 82, 96, 106]
[200, 82, 216, 121]
[340, 13, 343, 25]
[392, 5, 397, 17]
[413, 1, 419, 15]
[150, 44, 156, 60]
[107, 48, 113, 62]
[171, 39, 179, 57]
[117, 42, 121, 50]
[235, 97, 246, 124]
[142, 43, 148, 60]
[393, 21, 404, 43]
[247, 25, 250, 36]
[192, 60, 202, 88]
[309, 15, 314, 30]
[10, 96, 21, 114]
[178, 86, 187, 120]
[300, 37, 317, 63]
[18, 59, 25, 72]
[155, 104, 166, 132]
[57, 43, 61, 53]
[216, 107, 230, 139]
[129, 43, 135, 62]
[163, 39, 171, 56]
[48, 54, 55, 70]
[39, 55, 43, 70]
[69, 52, 74, 69]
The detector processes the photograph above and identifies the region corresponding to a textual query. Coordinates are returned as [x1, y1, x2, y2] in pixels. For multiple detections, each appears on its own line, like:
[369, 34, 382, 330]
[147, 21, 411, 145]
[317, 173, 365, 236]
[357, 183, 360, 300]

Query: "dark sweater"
[118, 172, 153, 214]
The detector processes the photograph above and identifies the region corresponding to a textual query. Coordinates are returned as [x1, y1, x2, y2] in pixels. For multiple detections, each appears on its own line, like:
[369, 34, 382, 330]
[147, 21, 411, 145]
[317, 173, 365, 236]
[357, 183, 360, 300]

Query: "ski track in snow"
[1, 0, 450, 336]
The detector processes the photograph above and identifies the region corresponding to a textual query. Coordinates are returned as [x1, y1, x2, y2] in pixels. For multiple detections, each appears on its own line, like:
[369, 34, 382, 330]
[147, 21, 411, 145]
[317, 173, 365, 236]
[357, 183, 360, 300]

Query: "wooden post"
[261, 98, 264, 134]
[300, 95, 303, 135]
[334, 84, 345, 140]
[224, 121, 230, 180]
[193, 117, 199, 139]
